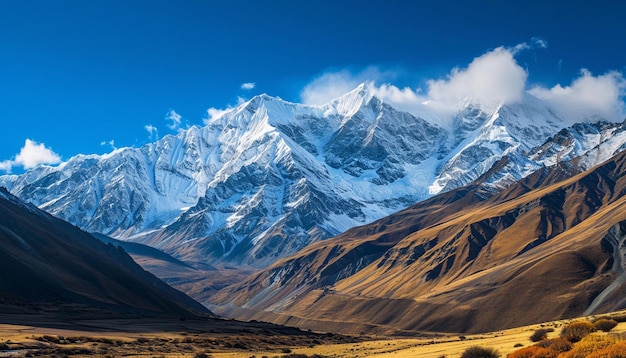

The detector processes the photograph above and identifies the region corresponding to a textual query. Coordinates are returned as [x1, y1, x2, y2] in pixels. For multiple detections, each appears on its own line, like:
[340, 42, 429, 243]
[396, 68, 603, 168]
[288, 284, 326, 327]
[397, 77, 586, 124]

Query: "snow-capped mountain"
[478, 119, 626, 192]
[1, 84, 623, 267]
[429, 94, 564, 193]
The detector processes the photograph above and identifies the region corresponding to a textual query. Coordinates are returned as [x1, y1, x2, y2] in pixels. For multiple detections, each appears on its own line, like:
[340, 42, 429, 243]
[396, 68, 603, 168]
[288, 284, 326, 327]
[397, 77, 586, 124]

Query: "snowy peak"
[328, 82, 377, 117]
[1, 84, 625, 269]
[528, 119, 626, 167]
[229, 83, 381, 133]
[429, 95, 566, 194]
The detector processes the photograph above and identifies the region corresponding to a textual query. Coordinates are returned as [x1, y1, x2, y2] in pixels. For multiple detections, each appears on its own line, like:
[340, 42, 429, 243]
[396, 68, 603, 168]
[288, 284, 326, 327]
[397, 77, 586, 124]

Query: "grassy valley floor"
[0, 315, 358, 357]
[1, 311, 626, 357]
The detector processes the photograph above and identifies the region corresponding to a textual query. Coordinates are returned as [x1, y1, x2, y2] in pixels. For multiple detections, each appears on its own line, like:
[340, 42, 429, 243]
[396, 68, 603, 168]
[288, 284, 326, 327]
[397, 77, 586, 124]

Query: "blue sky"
[1, 0, 625, 173]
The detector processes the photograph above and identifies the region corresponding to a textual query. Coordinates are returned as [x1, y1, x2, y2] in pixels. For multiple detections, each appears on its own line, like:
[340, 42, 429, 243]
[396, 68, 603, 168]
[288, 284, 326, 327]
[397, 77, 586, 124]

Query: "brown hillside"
[210, 150, 626, 334]
[0, 188, 210, 320]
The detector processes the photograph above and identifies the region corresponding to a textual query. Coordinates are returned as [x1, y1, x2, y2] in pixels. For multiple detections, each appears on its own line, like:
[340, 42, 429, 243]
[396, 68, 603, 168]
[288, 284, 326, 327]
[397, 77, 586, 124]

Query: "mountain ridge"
[209, 149, 626, 334]
[1, 85, 624, 269]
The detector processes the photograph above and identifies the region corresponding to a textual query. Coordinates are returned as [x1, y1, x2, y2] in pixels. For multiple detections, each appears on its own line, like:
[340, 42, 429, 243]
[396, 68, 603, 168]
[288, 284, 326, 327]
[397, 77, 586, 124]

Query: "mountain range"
[209, 148, 626, 334]
[3, 83, 626, 335]
[2, 84, 625, 271]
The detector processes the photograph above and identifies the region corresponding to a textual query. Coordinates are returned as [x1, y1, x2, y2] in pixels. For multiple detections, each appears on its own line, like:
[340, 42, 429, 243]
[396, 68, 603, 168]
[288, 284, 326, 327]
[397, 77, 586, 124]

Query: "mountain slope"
[0, 187, 210, 318]
[0, 85, 623, 269]
[91, 232, 193, 269]
[209, 149, 626, 334]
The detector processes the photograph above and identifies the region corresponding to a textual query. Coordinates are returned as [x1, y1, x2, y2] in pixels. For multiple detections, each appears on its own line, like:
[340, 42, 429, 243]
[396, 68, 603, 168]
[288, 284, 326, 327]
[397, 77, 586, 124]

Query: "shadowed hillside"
[210, 150, 626, 334]
[0, 187, 211, 320]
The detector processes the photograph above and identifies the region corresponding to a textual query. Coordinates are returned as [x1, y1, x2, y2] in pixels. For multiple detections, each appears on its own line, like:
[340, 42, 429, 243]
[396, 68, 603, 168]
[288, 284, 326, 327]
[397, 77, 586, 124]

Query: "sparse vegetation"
[560, 320, 596, 343]
[508, 337, 572, 357]
[5, 310, 626, 358]
[507, 345, 556, 358]
[5, 327, 355, 358]
[509, 331, 626, 358]
[609, 314, 626, 322]
[594, 318, 618, 332]
[586, 340, 626, 358]
[530, 328, 554, 342]
[535, 337, 572, 352]
[558, 335, 614, 358]
[460, 345, 500, 358]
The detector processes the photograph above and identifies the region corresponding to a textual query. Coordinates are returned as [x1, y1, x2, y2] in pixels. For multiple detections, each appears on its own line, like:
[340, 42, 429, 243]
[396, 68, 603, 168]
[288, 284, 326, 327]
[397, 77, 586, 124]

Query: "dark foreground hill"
[210, 150, 626, 335]
[0, 187, 211, 320]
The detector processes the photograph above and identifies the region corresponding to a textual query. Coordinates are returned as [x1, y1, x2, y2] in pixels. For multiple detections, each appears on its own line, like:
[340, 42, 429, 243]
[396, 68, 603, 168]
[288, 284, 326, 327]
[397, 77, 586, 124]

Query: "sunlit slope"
[211, 150, 626, 334]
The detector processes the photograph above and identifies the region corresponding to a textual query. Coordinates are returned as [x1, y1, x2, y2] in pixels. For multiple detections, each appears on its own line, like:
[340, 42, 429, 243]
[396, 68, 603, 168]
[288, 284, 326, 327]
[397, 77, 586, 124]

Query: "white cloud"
[373, 84, 430, 114]
[512, 37, 548, 54]
[300, 47, 527, 111]
[533, 37, 548, 49]
[13, 139, 62, 170]
[204, 107, 231, 124]
[0, 160, 13, 173]
[300, 70, 363, 105]
[100, 140, 117, 150]
[297, 41, 624, 130]
[145, 124, 159, 141]
[529, 69, 626, 122]
[300, 67, 394, 105]
[202, 95, 265, 124]
[144, 124, 157, 133]
[165, 110, 182, 130]
[426, 46, 528, 108]
[241, 82, 256, 90]
[298, 47, 532, 127]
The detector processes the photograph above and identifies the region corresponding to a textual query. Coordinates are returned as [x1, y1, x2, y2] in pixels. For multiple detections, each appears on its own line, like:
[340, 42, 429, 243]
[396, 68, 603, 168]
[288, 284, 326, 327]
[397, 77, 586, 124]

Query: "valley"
[2, 83, 626, 353]
[3, 3, 626, 357]
[0, 315, 359, 357]
[1, 311, 626, 357]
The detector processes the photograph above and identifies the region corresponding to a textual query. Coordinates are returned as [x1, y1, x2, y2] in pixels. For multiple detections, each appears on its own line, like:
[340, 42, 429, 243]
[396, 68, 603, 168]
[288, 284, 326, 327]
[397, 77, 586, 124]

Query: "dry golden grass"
[292, 318, 626, 358]
[3, 311, 626, 357]
[0, 315, 357, 357]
